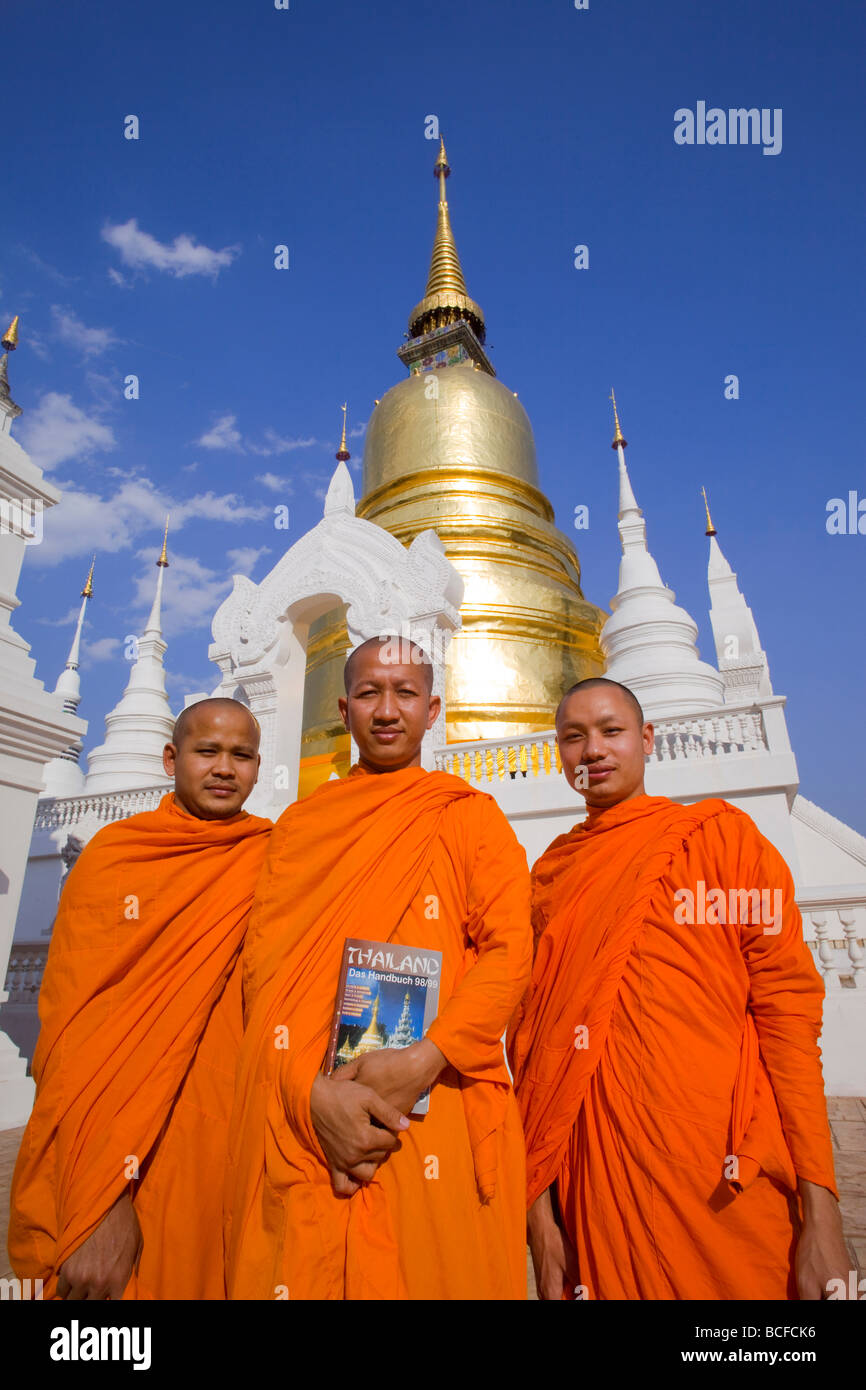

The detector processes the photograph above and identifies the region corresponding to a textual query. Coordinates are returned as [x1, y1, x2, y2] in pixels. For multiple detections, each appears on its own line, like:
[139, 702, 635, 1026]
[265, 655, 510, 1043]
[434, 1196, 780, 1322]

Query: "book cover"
[324, 938, 443, 1115]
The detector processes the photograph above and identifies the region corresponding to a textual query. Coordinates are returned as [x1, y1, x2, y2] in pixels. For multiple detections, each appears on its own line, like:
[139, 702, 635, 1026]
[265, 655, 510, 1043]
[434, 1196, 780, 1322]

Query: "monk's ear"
[641, 722, 654, 754]
[337, 696, 349, 731]
[426, 694, 441, 730]
[163, 742, 177, 776]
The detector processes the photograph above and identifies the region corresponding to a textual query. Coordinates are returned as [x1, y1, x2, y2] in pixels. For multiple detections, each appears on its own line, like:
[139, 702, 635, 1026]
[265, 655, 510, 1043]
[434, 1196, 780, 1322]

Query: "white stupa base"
[0, 1030, 35, 1129]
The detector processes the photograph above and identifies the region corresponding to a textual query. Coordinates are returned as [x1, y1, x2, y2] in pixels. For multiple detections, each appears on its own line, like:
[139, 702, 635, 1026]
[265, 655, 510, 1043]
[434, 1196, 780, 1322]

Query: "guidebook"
[324, 938, 443, 1115]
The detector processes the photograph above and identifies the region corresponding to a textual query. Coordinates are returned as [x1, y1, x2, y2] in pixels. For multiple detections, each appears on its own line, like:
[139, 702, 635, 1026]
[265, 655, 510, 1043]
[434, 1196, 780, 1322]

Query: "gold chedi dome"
[297, 140, 605, 794]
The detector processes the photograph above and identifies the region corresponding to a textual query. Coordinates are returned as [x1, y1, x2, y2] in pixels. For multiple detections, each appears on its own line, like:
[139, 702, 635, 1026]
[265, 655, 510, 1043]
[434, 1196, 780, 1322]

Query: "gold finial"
[336, 402, 350, 462]
[609, 388, 627, 450]
[408, 137, 486, 343]
[1, 316, 19, 352]
[81, 555, 95, 598]
[157, 515, 170, 567]
[702, 487, 717, 537]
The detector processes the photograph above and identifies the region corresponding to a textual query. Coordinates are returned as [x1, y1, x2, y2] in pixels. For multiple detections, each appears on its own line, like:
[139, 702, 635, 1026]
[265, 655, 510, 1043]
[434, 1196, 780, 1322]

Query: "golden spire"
[336, 402, 351, 462]
[157, 515, 170, 567]
[81, 555, 95, 598]
[408, 137, 486, 343]
[609, 389, 627, 450]
[1, 316, 19, 352]
[701, 487, 717, 537]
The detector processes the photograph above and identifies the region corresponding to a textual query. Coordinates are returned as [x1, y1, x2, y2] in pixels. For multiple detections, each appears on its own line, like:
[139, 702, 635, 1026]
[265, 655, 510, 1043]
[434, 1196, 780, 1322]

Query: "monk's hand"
[310, 1073, 410, 1194]
[796, 1178, 851, 1300]
[336, 1040, 446, 1116]
[527, 1187, 582, 1301]
[56, 1192, 142, 1300]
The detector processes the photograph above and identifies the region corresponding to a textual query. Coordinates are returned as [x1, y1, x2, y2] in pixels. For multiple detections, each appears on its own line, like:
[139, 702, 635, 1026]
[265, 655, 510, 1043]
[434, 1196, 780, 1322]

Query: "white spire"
[85, 522, 175, 792]
[41, 559, 95, 796]
[704, 491, 773, 703]
[600, 397, 724, 718]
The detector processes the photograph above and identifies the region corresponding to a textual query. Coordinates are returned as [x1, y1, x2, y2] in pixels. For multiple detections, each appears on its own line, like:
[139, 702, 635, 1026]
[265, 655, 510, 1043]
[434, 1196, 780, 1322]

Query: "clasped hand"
[310, 1041, 444, 1197]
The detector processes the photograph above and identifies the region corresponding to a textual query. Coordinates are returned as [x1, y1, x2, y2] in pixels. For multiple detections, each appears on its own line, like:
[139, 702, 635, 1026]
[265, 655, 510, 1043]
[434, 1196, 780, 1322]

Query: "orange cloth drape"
[508, 794, 837, 1300]
[8, 793, 271, 1300]
[225, 765, 532, 1300]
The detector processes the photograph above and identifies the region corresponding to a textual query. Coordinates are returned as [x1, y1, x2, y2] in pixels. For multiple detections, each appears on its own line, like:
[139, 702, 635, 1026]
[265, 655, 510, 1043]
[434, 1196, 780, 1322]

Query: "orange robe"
[8, 793, 271, 1300]
[224, 765, 532, 1300]
[508, 794, 838, 1301]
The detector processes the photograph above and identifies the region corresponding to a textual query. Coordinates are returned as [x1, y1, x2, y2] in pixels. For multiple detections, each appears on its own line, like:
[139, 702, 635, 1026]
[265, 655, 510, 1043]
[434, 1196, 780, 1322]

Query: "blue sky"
[4, 0, 865, 832]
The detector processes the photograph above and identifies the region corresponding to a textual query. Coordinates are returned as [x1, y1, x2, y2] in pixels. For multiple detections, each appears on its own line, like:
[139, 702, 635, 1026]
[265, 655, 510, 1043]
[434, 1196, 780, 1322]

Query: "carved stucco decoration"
[210, 463, 463, 676]
[207, 462, 463, 791]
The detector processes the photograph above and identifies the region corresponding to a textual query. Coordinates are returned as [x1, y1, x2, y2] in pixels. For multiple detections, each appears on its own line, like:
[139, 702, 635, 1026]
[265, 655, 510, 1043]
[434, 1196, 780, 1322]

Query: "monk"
[508, 677, 850, 1301]
[224, 636, 533, 1300]
[8, 698, 272, 1300]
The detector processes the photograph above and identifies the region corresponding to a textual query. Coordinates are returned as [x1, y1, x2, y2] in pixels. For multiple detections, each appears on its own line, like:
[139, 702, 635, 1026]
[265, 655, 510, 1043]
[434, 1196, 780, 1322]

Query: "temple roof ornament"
[336, 403, 351, 463]
[407, 136, 486, 344]
[601, 397, 725, 718]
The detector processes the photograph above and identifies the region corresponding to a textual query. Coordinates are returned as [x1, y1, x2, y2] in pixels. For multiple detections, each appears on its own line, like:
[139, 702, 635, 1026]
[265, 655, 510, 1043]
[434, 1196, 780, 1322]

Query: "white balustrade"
[435, 731, 561, 785]
[436, 705, 770, 786]
[33, 783, 174, 831]
[4, 944, 50, 1005]
[649, 710, 768, 763]
[801, 902, 866, 992]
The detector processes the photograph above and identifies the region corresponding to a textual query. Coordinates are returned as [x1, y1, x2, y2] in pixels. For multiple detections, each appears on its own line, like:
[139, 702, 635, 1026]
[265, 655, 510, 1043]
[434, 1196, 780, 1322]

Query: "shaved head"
[344, 636, 434, 695]
[164, 697, 261, 819]
[556, 677, 644, 730]
[172, 698, 260, 749]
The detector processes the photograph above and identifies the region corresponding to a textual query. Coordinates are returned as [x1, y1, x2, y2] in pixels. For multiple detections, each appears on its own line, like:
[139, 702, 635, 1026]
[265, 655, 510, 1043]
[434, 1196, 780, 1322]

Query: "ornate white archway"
[208, 462, 463, 811]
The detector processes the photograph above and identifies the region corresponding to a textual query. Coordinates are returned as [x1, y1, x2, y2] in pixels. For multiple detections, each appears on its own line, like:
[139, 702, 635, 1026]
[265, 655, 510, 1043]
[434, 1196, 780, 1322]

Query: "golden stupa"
[298, 138, 605, 794]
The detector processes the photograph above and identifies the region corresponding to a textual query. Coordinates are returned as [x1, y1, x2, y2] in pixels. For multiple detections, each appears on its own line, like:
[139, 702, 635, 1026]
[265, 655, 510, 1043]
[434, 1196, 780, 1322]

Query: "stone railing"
[436, 706, 770, 787]
[799, 896, 866, 992]
[4, 943, 50, 1004]
[33, 783, 174, 831]
[649, 708, 768, 762]
[435, 731, 562, 785]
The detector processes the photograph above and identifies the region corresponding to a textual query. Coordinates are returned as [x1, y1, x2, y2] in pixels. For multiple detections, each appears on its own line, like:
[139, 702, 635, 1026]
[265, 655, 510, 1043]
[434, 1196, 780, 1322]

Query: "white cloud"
[255, 472, 293, 495]
[52, 305, 119, 358]
[84, 371, 120, 412]
[17, 247, 78, 285]
[107, 267, 132, 289]
[101, 219, 240, 279]
[35, 604, 80, 628]
[29, 476, 270, 566]
[226, 545, 271, 575]
[171, 491, 268, 525]
[131, 549, 232, 637]
[16, 392, 116, 470]
[26, 329, 51, 362]
[349, 418, 368, 439]
[80, 635, 122, 667]
[165, 670, 215, 698]
[248, 428, 318, 456]
[196, 414, 243, 451]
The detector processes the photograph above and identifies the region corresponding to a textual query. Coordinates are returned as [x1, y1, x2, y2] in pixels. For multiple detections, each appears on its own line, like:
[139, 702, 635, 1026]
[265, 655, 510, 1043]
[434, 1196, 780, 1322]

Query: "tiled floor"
[3, 1105, 863, 1295]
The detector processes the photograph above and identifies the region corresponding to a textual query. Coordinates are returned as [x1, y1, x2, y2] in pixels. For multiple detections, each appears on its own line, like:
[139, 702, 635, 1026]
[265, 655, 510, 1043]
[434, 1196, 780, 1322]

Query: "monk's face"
[338, 647, 441, 773]
[163, 706, 260, 819]
[556, 686, 654, 810]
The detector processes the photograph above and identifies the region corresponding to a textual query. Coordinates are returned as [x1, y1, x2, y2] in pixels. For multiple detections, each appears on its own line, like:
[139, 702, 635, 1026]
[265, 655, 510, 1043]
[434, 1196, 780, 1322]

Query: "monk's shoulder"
[680, 799, 792, 879]
[443, 785, 527, 871]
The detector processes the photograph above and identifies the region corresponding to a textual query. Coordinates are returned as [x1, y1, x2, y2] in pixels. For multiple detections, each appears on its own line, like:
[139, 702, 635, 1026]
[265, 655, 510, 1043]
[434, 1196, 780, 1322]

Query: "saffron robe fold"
[507, 794, 838, 1300]
[224, 765, 533, 1300]
[8, 793, 271, 1300]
